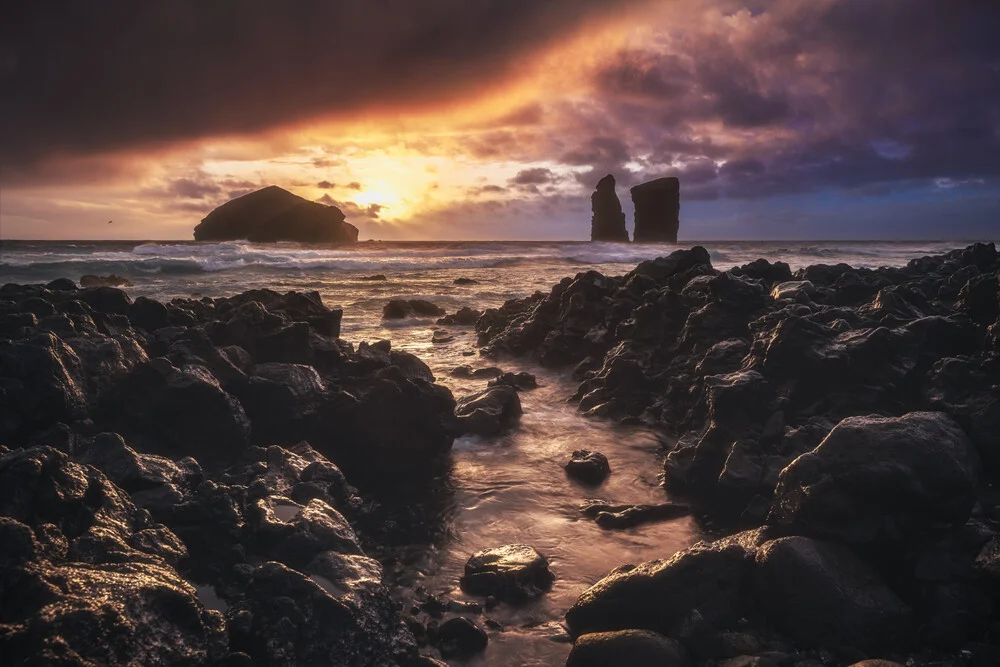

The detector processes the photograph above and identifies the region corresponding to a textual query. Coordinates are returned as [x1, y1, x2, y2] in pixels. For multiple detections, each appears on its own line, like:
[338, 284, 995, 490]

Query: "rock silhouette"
[194, 185, 358, 243]
[590, 174, 629, 242]
[631, 177, 680, 243]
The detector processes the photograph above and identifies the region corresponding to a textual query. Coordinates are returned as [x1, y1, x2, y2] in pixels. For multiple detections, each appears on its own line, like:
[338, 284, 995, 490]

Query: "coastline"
[1, 242, 999, 666]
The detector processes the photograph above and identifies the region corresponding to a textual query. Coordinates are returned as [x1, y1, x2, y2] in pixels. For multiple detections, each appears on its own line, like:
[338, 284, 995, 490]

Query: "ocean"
[1, 238, 989, 665]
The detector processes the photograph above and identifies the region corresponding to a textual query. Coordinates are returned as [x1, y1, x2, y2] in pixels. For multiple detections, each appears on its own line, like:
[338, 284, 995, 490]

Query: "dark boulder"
[591, 174, 629, 242]
[580, 500, 690, 529]
[488, 371, 538, 391]
[437, 307, 483, 326]
[0, 332, 88, 441]
[460, 544, 555, 601]
[768, 412, 980, 546]
[129, 296, 170, 331]
[454, 277, 480, 285]
[46, 278, 78, 291]
[455, 385, 522, 436]
[97, 358, 250, 460]
[566, 538, 753, 638]
[383, 299, 446, 319]
[193, 185, 358, 243]
[631, 177, 680, 243]
[565, 450, 611, 485]
[77, 286, 133, 315]
[567, 630, 690, 667]
[434, 617, 489, 659]
[753, 537, 913, 651]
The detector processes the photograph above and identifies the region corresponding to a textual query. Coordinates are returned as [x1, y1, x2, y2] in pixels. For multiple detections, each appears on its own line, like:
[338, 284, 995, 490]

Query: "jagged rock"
[591, 174, 629, 242]
[193, 185, 358, 243]
[460, 544, 555, 601]
[567, 630, 690, 667]
[565, 450, 611, 485]
[631, 177, 680, 243]
[97, 358, 250, 460]
[455, 385, 522, 436]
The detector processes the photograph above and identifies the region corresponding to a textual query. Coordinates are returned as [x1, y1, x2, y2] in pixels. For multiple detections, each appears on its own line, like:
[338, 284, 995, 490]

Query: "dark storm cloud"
[0, 0, 645, 175]
[577, 0, 1000, 200]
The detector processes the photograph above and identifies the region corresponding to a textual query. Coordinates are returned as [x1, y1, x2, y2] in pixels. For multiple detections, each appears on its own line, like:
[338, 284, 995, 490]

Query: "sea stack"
[194, 185, 359, 243]
[590, 174, 630, 242]
[631, 177, 680, 243]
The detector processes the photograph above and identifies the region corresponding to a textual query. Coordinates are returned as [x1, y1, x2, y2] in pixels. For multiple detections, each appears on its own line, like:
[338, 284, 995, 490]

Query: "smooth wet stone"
[382, 299, 446, 319]
[580, 500, 690, 529]
[769, 412, 980, 546]
[455, 385, 522, 436]
[434, 617, 488, 658]
[438, 306, 483, 326]
[567, 630, 690, 667]
[488, 371, 538, 391]
[566, 538, 752, 638]
[460, 544, 555, 601]
[754, 536, 913, 651]
[565, 450, 610, 485]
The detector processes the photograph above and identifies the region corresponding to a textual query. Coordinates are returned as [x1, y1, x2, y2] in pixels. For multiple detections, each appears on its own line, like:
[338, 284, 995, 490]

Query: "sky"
[2, 0, 999, 241]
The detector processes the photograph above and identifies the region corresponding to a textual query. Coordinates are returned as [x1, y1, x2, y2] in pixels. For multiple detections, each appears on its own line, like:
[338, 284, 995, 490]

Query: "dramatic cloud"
[1, 0, 645, 175]
[4, 0, 999, 240]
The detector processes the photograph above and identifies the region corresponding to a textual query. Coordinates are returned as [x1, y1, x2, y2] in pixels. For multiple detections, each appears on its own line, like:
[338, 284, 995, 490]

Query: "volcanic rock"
[565, 450, 611, 485]
[591, 174, 629, 242]
[455, 385, 522, 436]
[567, 630, 690, 667]
[460, 544, 555, 601]
[631, 177, 680, 243]
[193, 185, 358, 243]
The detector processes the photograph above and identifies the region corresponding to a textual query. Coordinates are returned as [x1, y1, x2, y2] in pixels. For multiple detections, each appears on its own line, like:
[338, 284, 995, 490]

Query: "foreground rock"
[0, 283, 457, 481]
[567, 630, 689, 667]
[591, 174, 629, 242]
[193, 185, 358, 243]
[769, 412, 980, 546]
[433, 617, 489, 658]
[631, 177, 680, 243]
[460, 544, 555, 601]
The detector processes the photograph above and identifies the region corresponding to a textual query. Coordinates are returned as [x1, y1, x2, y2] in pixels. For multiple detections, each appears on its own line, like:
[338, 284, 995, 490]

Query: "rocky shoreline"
[1, 242, 998, 666]
[477, 242, 1000, 666]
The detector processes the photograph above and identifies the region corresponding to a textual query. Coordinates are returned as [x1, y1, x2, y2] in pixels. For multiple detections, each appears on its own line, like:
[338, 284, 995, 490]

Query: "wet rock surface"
[475, 243, 1000, 665]
[460, 544, 555, 601]
[565, 450, 611, 485]
[0, 281, 464, 665]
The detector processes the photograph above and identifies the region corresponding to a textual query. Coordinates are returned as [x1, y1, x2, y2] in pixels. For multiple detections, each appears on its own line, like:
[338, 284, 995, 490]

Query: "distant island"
[193, 185, 358, 243]
[591, 174, 680, 243]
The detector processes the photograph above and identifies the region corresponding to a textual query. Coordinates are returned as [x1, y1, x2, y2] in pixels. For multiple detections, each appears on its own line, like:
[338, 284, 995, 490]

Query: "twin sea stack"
[194, 185, 359, 243]
[590, 174, 680, 243]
